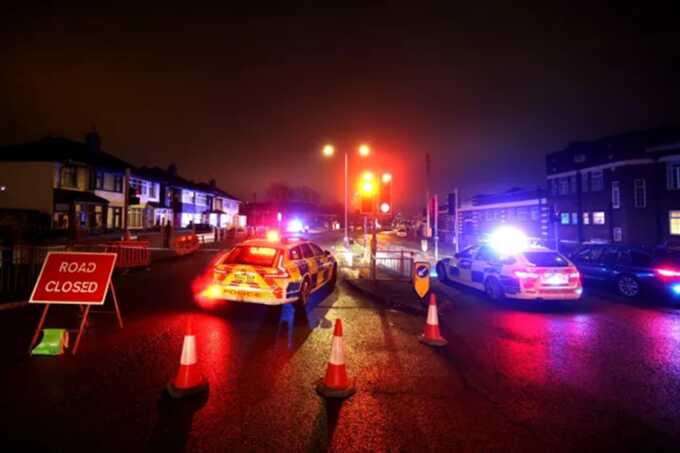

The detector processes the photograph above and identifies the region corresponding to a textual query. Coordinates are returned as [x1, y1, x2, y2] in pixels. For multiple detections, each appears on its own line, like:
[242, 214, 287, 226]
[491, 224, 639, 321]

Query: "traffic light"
[359, 173, 376, 214]
[379, 173, 392, 214]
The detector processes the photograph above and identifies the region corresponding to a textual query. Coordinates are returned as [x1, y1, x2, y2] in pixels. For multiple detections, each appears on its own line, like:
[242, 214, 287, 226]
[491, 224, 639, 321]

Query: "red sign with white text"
[29, 252, 117, 305]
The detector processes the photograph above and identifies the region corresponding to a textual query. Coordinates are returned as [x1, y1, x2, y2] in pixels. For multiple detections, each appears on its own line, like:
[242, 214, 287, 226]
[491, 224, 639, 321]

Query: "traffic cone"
[316, 319, 355, 399]
[167, 319, 208, 398]
[418, 293, 448, 346]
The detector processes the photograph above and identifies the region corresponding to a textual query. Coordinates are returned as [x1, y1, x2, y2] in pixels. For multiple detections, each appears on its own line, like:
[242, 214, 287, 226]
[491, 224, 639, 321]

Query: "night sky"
[2, 4, 679, 212]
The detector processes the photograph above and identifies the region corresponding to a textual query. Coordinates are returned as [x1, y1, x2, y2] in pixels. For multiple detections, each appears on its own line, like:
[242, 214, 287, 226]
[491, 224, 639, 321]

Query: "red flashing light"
[656, 268, 680, 278]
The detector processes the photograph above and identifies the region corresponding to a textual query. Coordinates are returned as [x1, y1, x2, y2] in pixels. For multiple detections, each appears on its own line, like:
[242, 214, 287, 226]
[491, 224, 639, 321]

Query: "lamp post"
[322, 143, 370, 246]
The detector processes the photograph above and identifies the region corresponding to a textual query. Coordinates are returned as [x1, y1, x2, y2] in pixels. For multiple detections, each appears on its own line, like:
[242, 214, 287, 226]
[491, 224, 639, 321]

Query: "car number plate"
[544, 273, 568, 285]
[234, 272, 255, 283]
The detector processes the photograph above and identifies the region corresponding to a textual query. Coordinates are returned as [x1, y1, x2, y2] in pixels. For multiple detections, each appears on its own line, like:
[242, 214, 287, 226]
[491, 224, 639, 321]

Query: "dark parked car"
[570, 244, 680, 299]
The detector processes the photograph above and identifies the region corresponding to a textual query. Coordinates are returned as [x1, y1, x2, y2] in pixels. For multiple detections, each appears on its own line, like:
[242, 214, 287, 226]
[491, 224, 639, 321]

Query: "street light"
[322, 143, 370, 246]
[381, 172, 392, 183]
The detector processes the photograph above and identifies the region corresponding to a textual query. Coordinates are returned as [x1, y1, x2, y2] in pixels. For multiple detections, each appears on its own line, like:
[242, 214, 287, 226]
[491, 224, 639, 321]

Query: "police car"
[436, 227, 582, 301]
[202, 235, 337, 306]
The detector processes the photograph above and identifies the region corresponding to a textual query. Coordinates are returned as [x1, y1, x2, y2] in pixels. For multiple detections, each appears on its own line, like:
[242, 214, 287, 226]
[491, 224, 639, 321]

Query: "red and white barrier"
[106, 240, 151, 270]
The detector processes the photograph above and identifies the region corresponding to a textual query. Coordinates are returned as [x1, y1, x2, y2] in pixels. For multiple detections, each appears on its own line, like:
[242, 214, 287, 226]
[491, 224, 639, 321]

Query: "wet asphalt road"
[1, 237, 680, 452]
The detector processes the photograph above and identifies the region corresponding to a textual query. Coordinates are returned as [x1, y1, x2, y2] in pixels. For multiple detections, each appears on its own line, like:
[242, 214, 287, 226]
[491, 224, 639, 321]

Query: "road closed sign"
[29, 252, 117, 305]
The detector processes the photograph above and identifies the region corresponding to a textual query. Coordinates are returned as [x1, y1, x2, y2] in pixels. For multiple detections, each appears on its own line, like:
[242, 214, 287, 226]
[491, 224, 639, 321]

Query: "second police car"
[436, 227, 583, 301]
[202, 234, 337, 306]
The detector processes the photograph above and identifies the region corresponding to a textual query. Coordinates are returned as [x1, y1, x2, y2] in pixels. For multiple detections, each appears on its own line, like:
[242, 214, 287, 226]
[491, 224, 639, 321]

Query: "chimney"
[85, 125, 101, 152]
[209, 178, 216, 188]
[167, 163, 177, 176]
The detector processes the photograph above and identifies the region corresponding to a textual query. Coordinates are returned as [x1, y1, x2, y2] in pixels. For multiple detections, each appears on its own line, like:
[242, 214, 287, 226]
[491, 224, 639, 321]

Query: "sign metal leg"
[72, 305, 90, 355]
[110, 283, 124, 328]
[29, 304, 50, 353]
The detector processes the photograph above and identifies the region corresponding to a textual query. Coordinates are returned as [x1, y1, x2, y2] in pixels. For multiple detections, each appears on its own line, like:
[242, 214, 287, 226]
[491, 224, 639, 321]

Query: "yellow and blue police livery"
[206, 237, 337, 306]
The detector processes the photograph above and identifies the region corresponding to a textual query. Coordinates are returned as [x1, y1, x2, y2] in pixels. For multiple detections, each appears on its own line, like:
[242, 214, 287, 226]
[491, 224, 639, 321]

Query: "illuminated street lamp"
[322, 143, 370, 246]
[381, 172, 392, 183]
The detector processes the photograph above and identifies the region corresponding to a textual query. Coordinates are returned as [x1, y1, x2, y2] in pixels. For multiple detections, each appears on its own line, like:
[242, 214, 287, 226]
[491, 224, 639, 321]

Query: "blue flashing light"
[671, 283, 680, 296]
[286, 219, 304, 233]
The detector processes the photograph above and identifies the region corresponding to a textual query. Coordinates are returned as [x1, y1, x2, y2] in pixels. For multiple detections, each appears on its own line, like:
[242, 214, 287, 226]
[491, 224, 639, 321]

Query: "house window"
[560, 212, 570, 225]
[485, 210, 493, 221]
[550, 179, 558, 196]
[60, 166, 77, 188]
[611, 181, 620, 209]
[182, 190, 195, 204]
[593, 211, 606, 225]
[571, 212, 578, 224]
[583, 212, 590, 225]
[613, 227, 622, 242]
[634, 179, 646, 208]
[581, 172, 589, 192]
[670, 211, 680, 235]
[517, 207, 528, 221]
[667, 162, 680, 190]
[95, 172, 104, 190]
[558, 177, 569, 195]
[591, 170, 604, 191]
[530, 207, 539, 221]
[111, 207, 122, 229]
[569, 175, 577, 193]
[128, 207, 143, 228]
[113, 175, 123, 192]
[195, 193, 208, 207]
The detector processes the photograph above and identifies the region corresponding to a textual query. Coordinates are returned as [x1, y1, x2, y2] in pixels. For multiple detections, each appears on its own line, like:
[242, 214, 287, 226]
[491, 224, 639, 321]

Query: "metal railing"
[0, 245, 66, 302]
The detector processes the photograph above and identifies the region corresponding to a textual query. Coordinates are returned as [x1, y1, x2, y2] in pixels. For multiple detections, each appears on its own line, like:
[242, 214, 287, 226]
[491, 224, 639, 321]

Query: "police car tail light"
[568, 268, 581, 285]
[213, 267, 227, 281]
[264, 255, 289, 279]
[513, 270, 539, 280]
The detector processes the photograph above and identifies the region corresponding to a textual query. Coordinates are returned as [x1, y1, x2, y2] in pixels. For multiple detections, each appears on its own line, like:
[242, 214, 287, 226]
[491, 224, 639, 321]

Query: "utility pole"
[454, 187, 460, 252]
[433, 193, 439, 263]
[425, 153, 431, 242]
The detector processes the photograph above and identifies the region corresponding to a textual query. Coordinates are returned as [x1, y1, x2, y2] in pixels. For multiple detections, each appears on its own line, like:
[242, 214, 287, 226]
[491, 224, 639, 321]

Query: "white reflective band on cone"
[427, 303, 439, 326]
[329, 336, 345, 365]
[180, 335, 197, 365]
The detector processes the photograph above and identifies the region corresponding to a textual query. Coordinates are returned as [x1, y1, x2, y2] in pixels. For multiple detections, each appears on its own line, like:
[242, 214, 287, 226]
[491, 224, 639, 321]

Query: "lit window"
[530, 207, 539, 221]
[591, 170, 604, 191]
[670, 211, 680, 235]
[667, 162, 680, 190]
[571, 212, 578, 224]
[560, 212, 570, 225]
[593, 212, 606, 225]
[60, 166, 77, 188]
[611, 181, 620, 209]
[634, 179, 646, 208]
[182, 190, 195, 204]
[113, 175, 123, 192]
[583, 212, 590, 225]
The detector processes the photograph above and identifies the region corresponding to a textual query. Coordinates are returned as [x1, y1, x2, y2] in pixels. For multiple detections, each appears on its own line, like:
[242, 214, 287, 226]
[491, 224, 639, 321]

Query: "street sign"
[413, 261, 430, 299]
[30, 252, 117, 305]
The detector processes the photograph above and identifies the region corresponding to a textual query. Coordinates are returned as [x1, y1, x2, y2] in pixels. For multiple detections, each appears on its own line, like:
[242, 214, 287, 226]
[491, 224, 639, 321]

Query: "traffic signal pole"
[344, 151, 349, 246]
[433, 193, 439, 263]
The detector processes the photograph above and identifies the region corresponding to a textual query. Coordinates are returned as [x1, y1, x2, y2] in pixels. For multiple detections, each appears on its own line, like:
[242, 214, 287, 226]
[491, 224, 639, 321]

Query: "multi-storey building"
[546, 125, 680, 250]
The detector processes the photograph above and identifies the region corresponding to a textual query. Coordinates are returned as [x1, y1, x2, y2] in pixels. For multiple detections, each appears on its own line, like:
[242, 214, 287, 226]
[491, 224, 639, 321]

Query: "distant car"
[396, 228, 408, 238]
[202, 237, 337, 306]
[436, 244, 582, 301]
[570, 244, 680, 299]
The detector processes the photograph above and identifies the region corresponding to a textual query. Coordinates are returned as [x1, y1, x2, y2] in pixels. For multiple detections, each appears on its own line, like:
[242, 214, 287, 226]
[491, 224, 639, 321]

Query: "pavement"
[1, 232, 679, 451]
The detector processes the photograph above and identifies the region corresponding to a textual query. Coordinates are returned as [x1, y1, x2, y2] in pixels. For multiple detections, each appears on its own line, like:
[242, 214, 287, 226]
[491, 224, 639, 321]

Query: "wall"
[0, 162, 55, 214]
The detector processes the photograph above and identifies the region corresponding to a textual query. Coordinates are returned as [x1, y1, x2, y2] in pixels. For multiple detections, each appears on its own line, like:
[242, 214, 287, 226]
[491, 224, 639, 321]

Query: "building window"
[95, 172, 104, 190]
[634, 179, 646, 208]
[613, 227, 622, 242]
[593, 211, 606, 225]
[517, 207, 528, 221]
[182, 190, 195, 204]
[581, 172, 589, 192]
[195, 193, 208, 207]
[591, 170, 604, 191]
[60, 166, 77, 188]
[667, 162, 680, 190]
[485, 210, 493, 221]
[670, 211, 680, 235]
[113, 175, 123, 192]
[611, 181, 620, 209]
[560, 212, 570, 225]
[128, 208, 143, 228]
[571, 212, 578, 224]
[558, 177, 569, 195]
[530, 207, 539, 221]
[111, 207, 122, 229]
[583, 212, 590, 225]
[550, 179, 558, 196]
[569, 175, 577, 193]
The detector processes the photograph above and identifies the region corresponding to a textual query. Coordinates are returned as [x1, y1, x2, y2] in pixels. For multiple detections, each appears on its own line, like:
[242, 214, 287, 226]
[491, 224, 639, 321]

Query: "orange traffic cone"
[316, 319, 356, 398]
[418, 293, 448, 346]
[167, 320, 208, 398]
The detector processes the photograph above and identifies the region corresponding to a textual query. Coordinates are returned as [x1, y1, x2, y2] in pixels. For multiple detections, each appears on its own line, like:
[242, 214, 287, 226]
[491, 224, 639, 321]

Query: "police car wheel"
[297, 278, 311, 307]
[485, 277, 504, 301]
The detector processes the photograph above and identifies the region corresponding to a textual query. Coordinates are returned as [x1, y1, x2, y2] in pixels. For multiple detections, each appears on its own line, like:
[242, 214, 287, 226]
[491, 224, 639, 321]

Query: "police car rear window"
[523, 252, 569, 267]
[224, 246, 279, 267]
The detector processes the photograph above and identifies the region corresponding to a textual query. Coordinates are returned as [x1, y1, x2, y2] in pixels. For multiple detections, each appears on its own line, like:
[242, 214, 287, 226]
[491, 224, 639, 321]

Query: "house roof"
[134, 166, 239, 201]
[0, 137, 132, 171]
